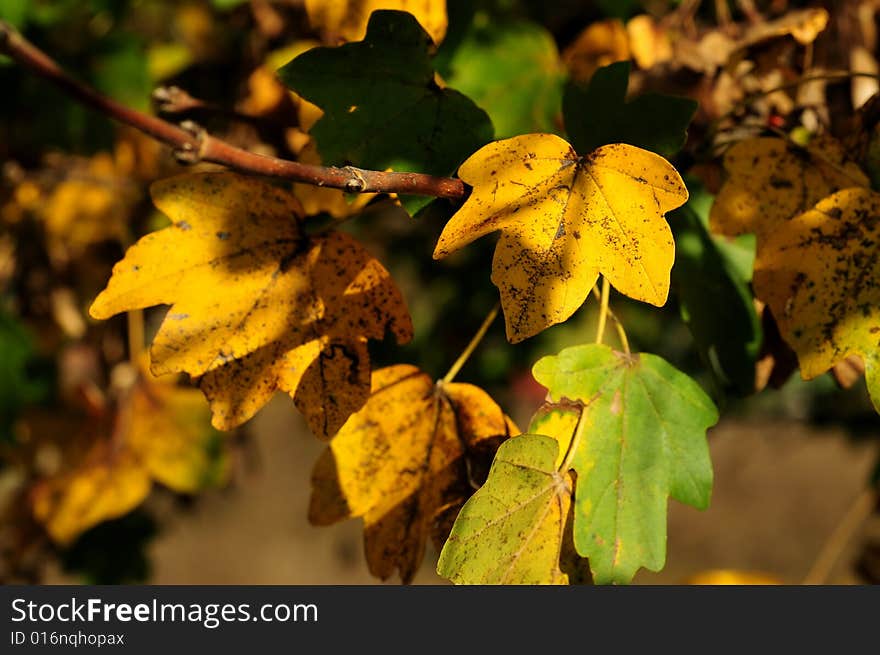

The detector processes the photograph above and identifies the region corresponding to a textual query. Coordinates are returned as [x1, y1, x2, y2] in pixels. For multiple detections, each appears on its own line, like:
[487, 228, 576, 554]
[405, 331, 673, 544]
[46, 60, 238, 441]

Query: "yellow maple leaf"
[305, 0, 447, 45]
[90, 173, 412, 434]
[433, 134, 688, 342]
[309, 364, 517, 583]
[30, 367, 229, 545]
[710, 135, 868, 242]
[753, 187, 880, 409]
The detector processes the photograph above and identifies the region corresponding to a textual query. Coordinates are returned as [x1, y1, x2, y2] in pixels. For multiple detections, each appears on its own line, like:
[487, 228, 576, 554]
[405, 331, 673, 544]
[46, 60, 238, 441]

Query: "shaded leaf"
[279, 10, 493, 212]
[433, 134, 688, 342]
[437, 434, 572, 584]
[304, 0, 448, 45]
[90, 173, 412, 433]
[752, 187, 880, 411]
[533, 344, 717, 584]
[710, 136, 868, 243]
[309, 364, 516, 583]
[439, 18, 564, 138]
[563, 61, 697, 158]
[671, 187, 761, 396]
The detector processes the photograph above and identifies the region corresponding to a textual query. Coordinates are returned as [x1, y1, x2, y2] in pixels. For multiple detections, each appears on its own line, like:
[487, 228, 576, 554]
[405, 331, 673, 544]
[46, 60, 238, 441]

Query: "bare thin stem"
[590, 284, 630, 354]
[0, 22, 466, 200]
[442, 303, 500, 384]
[802, 488, 877, 585]
[595, 277, 611, 345]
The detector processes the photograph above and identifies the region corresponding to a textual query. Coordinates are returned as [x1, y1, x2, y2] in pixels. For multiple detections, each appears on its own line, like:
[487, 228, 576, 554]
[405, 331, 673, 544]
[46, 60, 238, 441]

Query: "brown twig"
[0, 21, 467, 200]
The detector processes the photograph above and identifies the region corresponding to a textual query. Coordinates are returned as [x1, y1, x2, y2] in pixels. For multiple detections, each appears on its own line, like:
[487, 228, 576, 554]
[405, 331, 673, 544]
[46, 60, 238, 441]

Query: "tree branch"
[0, 21, 467, 200]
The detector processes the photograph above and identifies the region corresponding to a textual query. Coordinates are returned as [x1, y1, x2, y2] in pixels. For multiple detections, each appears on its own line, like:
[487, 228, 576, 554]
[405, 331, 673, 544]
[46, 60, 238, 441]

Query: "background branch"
[0, 21, 467, 201]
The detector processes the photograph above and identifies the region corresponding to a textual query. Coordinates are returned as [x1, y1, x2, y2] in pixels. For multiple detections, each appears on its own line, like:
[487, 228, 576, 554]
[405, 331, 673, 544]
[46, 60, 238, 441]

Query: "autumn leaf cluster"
[2, 0, 880, 586]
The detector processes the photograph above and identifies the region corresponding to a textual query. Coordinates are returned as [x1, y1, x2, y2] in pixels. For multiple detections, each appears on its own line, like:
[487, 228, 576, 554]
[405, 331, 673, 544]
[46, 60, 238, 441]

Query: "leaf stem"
[802, 487, 876, 585]
[595, 277, 611, 345]
[558, 401, 590, 473]
[590, 284, 630, 354]
[442, 303, 499, 384]
[0, 21, 466, 200]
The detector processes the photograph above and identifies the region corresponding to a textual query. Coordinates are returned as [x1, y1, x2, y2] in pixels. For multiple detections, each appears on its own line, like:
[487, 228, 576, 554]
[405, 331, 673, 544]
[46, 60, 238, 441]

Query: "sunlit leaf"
[90, 173, 413, 433]
[710, 136, 868, 242]
[437, 434, 571, 584]
[310, 364, 516, 583]
[753, 187, 880, 411]
[433, 134, 688, 342]
[533, 344, 717, 584]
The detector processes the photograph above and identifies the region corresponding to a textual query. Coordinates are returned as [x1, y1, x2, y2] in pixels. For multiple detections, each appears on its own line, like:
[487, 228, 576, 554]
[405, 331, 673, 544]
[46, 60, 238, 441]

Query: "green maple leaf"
[533, 344, 717, 584]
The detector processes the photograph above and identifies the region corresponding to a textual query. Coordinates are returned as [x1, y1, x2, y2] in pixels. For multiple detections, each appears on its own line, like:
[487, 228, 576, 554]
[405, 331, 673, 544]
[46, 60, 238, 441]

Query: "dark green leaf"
[563, 61, 697, 157]
[279, 10, 493, 212]
[671, 183, 761, 396]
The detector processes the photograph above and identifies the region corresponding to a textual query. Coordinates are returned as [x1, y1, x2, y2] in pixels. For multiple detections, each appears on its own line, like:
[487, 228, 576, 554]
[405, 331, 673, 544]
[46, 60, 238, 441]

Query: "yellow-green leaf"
[437, 434, 572, 584]
[753, 187, 880, 410]
[710, 135, 868, 242]
[309, 364, 516, 583]
[89, 173, 412, 434]
[433, 134, 688, 342]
